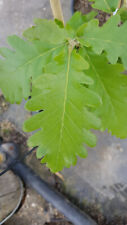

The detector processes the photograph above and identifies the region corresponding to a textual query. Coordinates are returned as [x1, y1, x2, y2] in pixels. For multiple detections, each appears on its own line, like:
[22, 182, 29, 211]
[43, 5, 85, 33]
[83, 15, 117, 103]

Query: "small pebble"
[31, 203, 37, 208]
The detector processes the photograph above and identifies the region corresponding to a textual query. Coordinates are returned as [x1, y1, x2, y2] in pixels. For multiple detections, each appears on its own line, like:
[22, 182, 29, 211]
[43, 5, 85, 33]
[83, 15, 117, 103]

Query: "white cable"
[0, 176, 24, 225]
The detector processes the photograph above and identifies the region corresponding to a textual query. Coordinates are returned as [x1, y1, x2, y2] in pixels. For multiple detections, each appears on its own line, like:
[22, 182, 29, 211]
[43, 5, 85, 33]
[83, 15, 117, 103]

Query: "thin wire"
[0, 177, 24, 225]
[0, 146, 37, 177]
[21, 146, 37, 161]
[0, 166, 12, 176]
[0, 146, 37, 224]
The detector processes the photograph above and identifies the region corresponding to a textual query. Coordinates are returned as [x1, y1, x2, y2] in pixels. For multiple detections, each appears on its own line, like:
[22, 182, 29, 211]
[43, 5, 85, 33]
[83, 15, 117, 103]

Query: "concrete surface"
[62, 131, 127, 221]
[0, 0, 72, 46]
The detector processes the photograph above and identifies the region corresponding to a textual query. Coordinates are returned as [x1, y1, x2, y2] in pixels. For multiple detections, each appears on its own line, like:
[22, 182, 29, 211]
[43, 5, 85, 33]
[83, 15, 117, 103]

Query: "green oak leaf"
[0, 13, 94, 104]
[1, 11, 127, 172]
[82, 48, 127, 138]
[24, 12, 97, 42]
[23, 46, 101, 172]
[66, 11, 97, 31]
[82, 15, 127, 69]
[89, 0, 119, 13]
[23, 19, 67, 43]
[0, 35, 65, 103]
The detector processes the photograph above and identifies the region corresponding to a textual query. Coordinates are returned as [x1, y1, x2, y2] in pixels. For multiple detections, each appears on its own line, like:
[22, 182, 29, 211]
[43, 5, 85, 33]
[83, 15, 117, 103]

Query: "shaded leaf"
[82, 48, 127, 138]
[66, 11, 97, 31]
[118, 7, 127, 23]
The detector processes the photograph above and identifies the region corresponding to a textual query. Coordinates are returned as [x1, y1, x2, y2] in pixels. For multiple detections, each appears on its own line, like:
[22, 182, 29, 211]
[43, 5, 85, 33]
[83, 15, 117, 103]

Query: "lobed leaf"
[82, 49, 127, 138]
[0, 36, 64, 103]
[1, 12, 127, 172]
[23, 19, 67, 43]
[66, 11, 97, 31]
[82, 15, 127, 69]
[24, 47, 101, 172]
[89, 0, 119, 13]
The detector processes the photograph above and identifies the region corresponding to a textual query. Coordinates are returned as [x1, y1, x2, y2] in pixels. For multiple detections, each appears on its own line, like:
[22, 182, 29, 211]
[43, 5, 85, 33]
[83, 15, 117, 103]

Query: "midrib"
[56, 47, 71, 166]
[14, 44, 64, 73]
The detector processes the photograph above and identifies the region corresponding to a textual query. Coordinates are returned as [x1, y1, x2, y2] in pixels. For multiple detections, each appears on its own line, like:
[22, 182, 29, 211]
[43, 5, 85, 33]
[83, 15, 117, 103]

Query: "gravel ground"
[0, 109, 73, 225]
[5, 188, 72, 225]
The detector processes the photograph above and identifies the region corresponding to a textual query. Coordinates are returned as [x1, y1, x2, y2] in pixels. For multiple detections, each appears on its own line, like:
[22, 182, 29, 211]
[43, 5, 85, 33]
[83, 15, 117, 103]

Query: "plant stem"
[50, 0, 64, 24]
[117, 0, 122, 9]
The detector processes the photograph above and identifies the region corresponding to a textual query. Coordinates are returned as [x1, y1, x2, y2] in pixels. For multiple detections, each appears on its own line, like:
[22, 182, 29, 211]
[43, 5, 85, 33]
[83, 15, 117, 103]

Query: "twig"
[50, 0, 64, 24]
[117, 0, 122, 9]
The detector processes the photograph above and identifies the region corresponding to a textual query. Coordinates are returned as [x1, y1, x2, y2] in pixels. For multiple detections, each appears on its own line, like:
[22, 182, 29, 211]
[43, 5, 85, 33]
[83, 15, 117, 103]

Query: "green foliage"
[24, 47, 101, 172]
[88, 0, 119, 13]
[118, 7, 127, 22]
[83, 50, 127, 138]
[82, 15, 127, 69]
[0, 10, 127, 171]
[0, 36, 65, 103]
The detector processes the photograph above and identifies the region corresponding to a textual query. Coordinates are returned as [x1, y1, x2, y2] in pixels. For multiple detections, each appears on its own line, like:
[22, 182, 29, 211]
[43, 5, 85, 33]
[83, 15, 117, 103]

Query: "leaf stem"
[50, 0, 64, 25]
